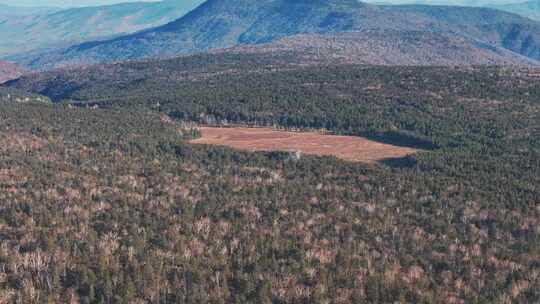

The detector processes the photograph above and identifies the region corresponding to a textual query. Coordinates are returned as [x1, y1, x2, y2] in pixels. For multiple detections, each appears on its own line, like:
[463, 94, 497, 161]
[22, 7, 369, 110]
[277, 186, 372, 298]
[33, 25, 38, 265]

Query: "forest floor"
[190, 127, 420, 163]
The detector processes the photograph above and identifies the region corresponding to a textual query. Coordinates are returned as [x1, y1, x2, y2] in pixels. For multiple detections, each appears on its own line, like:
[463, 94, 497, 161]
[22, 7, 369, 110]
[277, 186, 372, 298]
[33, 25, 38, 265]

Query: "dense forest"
[1, 55, 540, 303]
[7, 53, 540, 149]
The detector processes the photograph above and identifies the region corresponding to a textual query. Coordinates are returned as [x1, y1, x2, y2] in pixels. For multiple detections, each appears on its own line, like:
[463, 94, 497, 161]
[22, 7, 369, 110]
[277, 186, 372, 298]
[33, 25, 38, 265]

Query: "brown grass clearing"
[189, 127, 420, 163]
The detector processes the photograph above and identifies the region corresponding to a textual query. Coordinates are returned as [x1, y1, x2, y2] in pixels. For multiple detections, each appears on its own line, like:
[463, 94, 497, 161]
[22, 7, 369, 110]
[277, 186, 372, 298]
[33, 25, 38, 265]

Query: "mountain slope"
[0, 0, 204, 57]
[488, 1, 540, 21]
[228, 30, 537, 66]
[0, 61, 25, 83]
[16, 0, 540, 70]
[9, 0, 453, 69]
[383, 5, 540, 62]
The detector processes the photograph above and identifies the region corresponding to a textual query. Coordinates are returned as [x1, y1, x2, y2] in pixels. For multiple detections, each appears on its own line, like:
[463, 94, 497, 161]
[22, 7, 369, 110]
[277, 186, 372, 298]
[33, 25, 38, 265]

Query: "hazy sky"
[0, 0, 532, 8]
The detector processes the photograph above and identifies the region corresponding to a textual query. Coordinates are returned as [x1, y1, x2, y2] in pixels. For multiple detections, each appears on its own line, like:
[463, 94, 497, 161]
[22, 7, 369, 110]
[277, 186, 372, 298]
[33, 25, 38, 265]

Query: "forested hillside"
[2, 53, 539, 302]
[227, 30, 537, 66]
[8, 52, 540, 149]
[0, 87, 49, 103]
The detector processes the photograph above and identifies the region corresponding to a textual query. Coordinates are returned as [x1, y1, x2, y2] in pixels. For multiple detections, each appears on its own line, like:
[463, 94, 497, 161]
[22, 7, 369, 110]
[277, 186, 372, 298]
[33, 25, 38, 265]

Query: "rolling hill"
[0, 0, 204, 57]
[14, 0, 540, 70]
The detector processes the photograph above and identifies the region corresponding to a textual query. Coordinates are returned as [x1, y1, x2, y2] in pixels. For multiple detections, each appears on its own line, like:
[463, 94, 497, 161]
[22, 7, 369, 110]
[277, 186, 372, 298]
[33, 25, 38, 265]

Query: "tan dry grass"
[189, 127, 419, 163]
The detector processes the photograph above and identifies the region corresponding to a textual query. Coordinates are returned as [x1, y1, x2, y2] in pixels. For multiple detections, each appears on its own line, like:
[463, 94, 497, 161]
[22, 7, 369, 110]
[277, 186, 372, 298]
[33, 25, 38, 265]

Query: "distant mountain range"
[372, 1, 540, 21]
[0, 61, 25, 83]
[365, 0, 533, 4]
[0, 4, 59, 16]
[488, 1, 540, 21]
[384, 5, 540, 59]
[11, 0, 540, 70]
[0, 0, 203, 57]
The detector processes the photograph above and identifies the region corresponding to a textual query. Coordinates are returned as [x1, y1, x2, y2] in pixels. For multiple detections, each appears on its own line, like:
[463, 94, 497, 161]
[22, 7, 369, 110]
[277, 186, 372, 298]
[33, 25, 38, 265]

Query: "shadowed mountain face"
[11, 0, 540, 70]
[0, 0, 203, 57]
[0, 61, 25, 84]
